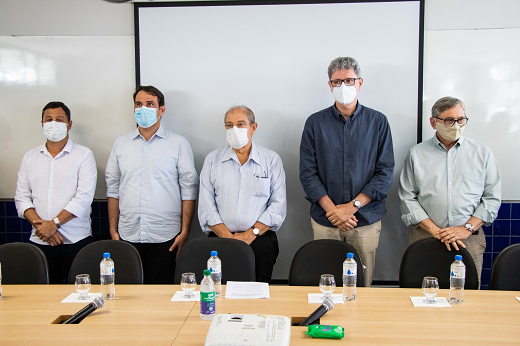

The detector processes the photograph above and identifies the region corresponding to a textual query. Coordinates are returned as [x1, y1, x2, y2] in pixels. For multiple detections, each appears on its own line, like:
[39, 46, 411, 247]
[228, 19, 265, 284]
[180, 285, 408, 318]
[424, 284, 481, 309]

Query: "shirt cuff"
[64, 202, 86, 218]
[181, 187, 199, 201]
[106, 187, 119, 199]
[202, 213, 224, 229]
[304, 185, 328, 204]
[257, 212, 283, 232]
[401, 209, 430, 227]
[361, 185, 387, 201]
[473, 207, 496, 227]
[16, 201, 35, 219]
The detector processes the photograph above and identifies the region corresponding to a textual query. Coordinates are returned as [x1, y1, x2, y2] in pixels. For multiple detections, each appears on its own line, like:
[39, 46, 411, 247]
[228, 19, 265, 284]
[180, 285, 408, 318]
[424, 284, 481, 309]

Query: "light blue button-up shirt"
[398, 134, 501, 228]
[105, 126, 198, 243]
[198, 142, 287, 234]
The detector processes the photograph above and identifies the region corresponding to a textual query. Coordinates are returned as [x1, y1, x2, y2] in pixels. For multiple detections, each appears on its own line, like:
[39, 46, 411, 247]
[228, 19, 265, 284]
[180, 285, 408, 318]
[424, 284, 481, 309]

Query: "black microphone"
[63, 297, 105, 324]
[299, 297, 334, 326]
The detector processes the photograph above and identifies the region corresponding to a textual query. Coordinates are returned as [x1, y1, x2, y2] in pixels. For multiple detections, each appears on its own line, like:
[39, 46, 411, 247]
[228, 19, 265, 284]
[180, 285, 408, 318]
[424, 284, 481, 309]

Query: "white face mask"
[436, 121, 465, 142]
[43, 121, 68, 142]
[332, 83, 357, 105]
[226, 126, 250, 149]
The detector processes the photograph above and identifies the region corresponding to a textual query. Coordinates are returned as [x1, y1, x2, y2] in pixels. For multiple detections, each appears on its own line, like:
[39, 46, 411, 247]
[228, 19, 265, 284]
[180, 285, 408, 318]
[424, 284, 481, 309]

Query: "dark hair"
[431, 96, 466, 118]
[133, 85, 165, 107]
[41, 102, 71, 122]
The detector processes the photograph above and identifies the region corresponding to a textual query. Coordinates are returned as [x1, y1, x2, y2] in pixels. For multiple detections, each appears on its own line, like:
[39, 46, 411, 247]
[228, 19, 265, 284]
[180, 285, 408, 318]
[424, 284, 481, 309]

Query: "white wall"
[1, 0, 519, 281]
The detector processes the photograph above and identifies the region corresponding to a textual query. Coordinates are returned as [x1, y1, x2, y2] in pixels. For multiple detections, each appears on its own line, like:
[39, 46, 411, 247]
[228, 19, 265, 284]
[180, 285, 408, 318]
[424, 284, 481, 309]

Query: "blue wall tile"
[0, 201, 5, 217]
[511, 236, 520, 245]
[482, 252, 492, 269]
[22, 219, 32, 233]
[5, 202, 17, 217]
[493, 220, 511, 236]
[496, 203, 511, 219]
[99, 203, 108, 217]
[493, 237, 510, 253]
[0, 231, 6, 245]
[511, 220, 520, 236]
[5, 218, 21, 232]
[90, 201, 100, 218]
[481, 268, 491, 286]
[6, 233, 23, 243]
[512, 203, 520, 219]
[485, 235, 492, 251]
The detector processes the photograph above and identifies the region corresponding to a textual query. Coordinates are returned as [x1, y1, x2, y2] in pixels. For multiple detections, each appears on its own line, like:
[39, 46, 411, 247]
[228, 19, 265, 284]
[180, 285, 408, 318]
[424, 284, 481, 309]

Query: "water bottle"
[342, 253, 357, 301]
[100, 252, 115, 300]
[449, 255, 465, 304]
[200, 269, 216, 320]
[207, 251, 222, 297]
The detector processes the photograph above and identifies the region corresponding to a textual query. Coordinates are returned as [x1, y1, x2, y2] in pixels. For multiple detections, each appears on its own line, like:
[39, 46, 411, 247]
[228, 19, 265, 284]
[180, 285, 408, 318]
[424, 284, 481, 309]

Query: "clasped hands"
[233, 229, 257, 245]
[33, 219, 64, 246]
[436, 226, 471, 251]
[326, 203, 358, 231]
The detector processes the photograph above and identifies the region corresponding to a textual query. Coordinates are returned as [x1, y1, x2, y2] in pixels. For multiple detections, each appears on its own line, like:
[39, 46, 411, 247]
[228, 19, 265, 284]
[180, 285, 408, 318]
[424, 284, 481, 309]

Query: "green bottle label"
[200, 291, 215, 315]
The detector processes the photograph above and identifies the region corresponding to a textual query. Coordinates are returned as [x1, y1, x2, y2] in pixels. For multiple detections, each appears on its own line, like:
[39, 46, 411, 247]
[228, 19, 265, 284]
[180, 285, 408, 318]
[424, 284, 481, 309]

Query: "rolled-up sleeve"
[105, 141, 121, 199]
[257, 154, 287, 231]
[198, 155, 223, 233]
[64, 150, 97, 218]
[178, 139, 199, 201]
[15, 152, 35, 218]
[398, 152, 430, 226]
[361, 116, 394, 201]
[299, 117, 328, 203]
[473, 149, 501, 225]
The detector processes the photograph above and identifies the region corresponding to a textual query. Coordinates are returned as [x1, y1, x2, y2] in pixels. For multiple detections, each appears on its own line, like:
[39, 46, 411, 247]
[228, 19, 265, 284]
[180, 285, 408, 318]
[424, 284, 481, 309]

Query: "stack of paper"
[224, 281, 270, 299]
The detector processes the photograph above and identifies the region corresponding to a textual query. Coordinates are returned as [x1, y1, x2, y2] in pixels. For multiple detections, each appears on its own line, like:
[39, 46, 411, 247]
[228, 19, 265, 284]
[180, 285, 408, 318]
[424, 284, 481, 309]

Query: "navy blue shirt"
[299, 102, 394, 227]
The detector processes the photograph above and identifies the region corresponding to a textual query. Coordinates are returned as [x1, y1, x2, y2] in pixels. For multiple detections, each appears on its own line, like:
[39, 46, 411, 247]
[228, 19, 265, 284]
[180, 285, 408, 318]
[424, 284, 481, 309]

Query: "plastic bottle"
[207, 251, 222, 297]
[200, 269, 216, 320]
[449, 255, 465, 304]
[100, 252, 115, 300]
[342, 253, 357, 301]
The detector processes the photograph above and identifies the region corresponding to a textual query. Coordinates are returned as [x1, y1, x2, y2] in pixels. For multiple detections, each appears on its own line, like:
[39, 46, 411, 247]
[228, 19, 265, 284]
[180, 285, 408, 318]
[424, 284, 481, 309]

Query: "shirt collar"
[432, 133, 465, 150]
[220, 142, 260, 165]
[40, 138, 73, 158]
[132, 125, 166, 140]
[331, 101, 362, 122]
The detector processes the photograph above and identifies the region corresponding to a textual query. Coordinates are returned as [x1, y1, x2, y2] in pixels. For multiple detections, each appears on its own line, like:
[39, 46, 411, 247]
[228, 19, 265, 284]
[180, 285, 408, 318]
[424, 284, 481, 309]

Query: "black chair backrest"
[0, 242, 49, 284]
[174, 238, 255, 284]
[288, 239, 365, 287]
[68, 240, 143, 284]
[399, 237, 479, 289]
[489, 244, 520, 291]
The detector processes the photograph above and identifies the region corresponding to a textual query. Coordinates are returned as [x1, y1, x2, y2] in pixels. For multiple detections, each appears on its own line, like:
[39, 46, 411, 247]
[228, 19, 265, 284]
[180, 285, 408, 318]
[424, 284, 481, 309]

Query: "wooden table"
[0, 285, 519, 345]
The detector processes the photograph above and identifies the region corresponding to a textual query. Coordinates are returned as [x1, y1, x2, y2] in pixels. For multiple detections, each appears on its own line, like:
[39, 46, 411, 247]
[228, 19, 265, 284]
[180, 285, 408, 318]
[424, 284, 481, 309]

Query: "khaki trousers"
[409, 226, 486, 285]
[311, 218, 382, 286]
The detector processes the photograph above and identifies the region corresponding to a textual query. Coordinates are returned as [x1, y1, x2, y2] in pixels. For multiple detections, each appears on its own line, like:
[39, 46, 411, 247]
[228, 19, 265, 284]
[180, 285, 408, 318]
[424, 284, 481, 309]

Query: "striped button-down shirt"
[198, 143, 286, 233]
[398, 135, 501, 228]
[105, 126, 198, 243]
[15, 140, 97, 244]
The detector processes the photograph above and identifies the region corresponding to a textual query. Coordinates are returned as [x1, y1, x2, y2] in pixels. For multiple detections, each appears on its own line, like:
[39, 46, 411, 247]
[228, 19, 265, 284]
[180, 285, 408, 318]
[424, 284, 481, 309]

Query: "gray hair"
[327, 57, 361, 79]
[431, 97, 466, 118]
[224, 105, 256, 124]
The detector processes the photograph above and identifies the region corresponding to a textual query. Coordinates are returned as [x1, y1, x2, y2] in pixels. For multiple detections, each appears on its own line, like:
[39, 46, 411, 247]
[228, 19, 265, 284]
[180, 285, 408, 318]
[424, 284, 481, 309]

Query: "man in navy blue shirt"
[299, 57, 394, 286]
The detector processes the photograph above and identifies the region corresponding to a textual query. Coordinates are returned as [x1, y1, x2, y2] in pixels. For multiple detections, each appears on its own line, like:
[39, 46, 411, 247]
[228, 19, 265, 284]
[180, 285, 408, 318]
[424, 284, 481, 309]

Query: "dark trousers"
[34, 236, 93, 284]
[127, 236, 178, 284]
[209, 230, 279, 284]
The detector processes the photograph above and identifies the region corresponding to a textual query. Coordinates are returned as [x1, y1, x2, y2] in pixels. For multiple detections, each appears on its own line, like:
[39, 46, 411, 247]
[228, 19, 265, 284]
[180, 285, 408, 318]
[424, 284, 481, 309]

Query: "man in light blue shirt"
[399, 97, 501, 280]
[198, 106, 286, 283]
[106, 86, 198, 284]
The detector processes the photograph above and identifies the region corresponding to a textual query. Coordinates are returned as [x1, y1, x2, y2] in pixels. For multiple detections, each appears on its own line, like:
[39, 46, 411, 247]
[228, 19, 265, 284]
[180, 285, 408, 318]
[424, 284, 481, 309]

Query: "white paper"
[170, 291, 200, 302]
[516, 297, 520, 302]
[410, 296, 451, 308]
[61, 293, 102, 303]
[307, 293, 344, 304]
[224, 281, 270, 299]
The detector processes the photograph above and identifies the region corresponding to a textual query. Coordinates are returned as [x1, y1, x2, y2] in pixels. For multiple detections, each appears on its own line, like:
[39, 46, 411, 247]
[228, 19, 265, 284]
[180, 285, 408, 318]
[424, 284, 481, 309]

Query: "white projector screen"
[136, 0, 423, 282]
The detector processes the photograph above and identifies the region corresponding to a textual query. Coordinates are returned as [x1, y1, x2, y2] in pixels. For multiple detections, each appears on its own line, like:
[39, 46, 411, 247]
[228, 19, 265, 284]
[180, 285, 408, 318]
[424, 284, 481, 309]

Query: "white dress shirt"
[198, 142, 287, 234]
[105, 126, 199, 243]
[15, 139, 97, 245]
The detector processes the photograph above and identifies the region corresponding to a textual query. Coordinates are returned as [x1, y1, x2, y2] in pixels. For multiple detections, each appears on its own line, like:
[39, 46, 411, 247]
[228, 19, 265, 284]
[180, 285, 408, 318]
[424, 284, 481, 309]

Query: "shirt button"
[449, 197, 452, 199]
[345, 156, 348, 159]
[345, 186, 348, 189]
[449, 182, 452, 185]
[345, 141, 348, 144]
[345, 171, 348, 174]
[449, 213, 452, 216]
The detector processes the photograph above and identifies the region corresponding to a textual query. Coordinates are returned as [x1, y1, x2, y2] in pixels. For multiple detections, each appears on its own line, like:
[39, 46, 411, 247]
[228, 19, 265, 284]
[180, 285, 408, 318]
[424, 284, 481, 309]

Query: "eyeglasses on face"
[436, 117, 468, 127]
[330, 78, 361, 87]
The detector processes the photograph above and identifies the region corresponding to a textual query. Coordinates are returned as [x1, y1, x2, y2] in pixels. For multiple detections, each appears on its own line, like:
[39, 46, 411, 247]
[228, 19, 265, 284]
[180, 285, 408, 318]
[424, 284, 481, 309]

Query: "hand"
[233, 230, 255, 245]
[169, 231, 189, 260]
[437, 227, 469, 251]
[33, 220, 57, 242]
[337, 216, 358, 231]
[326, 203, 358, 227]
[110, 229, 121, 240]
[46, 232, 64, 246]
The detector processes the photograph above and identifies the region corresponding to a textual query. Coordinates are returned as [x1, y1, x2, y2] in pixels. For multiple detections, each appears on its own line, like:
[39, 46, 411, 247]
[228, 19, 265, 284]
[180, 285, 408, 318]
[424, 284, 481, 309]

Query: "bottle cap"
[203, 269, 211, 276]
[103, 252, 110, 258]
[347, 253, 354, 258]
[211, 251, 218, 256]
[455, 255, 462, 261]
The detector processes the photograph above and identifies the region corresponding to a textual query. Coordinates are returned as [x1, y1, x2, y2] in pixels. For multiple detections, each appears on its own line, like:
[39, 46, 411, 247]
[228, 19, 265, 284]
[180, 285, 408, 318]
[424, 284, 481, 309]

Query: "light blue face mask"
[134, 106, 160, 128]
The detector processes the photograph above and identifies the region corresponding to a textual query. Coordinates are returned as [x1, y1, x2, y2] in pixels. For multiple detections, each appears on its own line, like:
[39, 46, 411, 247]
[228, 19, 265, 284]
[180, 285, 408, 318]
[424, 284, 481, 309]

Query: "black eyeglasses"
[329, 78, 361, 87]
[436, 117, 468, 127]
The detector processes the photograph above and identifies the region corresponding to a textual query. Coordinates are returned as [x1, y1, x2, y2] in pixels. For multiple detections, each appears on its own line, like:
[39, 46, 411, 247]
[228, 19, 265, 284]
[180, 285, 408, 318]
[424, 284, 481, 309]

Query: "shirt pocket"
[461, 173, 484, 200]
[252, 176, 270, 197]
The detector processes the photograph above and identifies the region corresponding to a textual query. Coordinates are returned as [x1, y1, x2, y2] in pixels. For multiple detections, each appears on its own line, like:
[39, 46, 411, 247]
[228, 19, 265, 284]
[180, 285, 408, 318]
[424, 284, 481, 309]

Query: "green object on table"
[306, 324, 345, 339]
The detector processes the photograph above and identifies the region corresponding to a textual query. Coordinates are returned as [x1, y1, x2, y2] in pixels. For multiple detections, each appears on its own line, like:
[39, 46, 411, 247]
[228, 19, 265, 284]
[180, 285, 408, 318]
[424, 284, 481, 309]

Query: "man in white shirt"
[105, 86, 198, 284]
[15, 101, 97, 284]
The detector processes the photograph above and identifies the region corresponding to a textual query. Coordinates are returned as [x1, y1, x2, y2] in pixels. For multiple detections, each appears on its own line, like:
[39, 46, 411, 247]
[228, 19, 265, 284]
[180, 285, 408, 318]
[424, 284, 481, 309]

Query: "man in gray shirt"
[398, 96, 501, 281]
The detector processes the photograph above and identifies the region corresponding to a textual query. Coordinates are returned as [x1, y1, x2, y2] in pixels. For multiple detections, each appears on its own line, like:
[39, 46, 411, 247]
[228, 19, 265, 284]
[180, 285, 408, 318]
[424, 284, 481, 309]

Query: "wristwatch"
[464, 223, 475, 234]
[53, 217, 61, 229]
[352, 199, 362, 208]
[252, 228, 260, 236]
